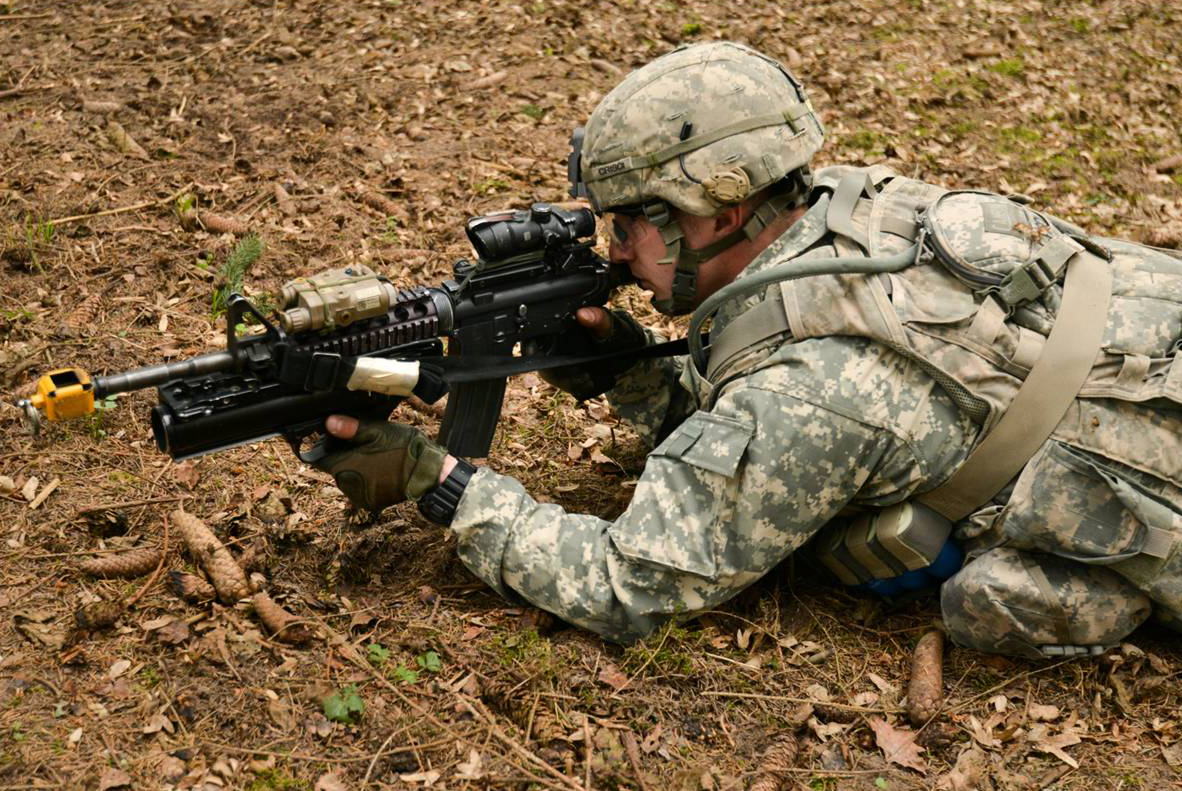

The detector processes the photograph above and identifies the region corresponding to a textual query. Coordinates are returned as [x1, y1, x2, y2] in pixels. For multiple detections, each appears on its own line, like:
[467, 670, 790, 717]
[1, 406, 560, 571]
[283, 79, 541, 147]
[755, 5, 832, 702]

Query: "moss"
[989, 58, 1026, 78]
[844, 129, 883, 152]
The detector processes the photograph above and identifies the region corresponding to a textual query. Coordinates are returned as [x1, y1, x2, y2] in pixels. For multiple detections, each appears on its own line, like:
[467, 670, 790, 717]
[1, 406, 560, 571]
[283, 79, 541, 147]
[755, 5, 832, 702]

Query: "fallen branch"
[0, 83, 55, 99]
[77, 494, 190, 514]
[48, 183, 193, 227]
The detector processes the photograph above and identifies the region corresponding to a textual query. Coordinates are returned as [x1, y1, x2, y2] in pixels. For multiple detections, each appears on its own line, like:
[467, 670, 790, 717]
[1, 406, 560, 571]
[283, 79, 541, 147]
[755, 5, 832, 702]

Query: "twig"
[621, 732, 650, 791]
[0, 84, 55, 99]
[326, 622, 584, 791]
[583, 715, 593, 791]
[124, 516, 169, 609]
[610, 625, 673, 698]
[362, 724, 413, 788]
[944, 660, 1071, 715]
[76, 494, 190, 514]
[462, 697, 586, 791]
[700, 691, 906, 715]
[48, 183, 193, 226]
[0, 12, 54, 20]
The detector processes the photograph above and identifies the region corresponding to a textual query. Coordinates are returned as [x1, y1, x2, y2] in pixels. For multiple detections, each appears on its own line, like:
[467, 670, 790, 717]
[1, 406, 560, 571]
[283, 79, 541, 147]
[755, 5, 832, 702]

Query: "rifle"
[18, 203, 635, 460]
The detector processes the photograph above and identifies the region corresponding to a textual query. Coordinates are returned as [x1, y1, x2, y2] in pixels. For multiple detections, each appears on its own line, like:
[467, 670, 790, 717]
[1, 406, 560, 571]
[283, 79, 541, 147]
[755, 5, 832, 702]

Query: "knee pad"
[940, 547, 1151, 659]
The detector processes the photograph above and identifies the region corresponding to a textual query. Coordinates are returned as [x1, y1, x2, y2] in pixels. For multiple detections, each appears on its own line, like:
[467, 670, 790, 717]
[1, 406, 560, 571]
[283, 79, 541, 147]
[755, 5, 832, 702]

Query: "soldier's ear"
[711, 205, 746, 238]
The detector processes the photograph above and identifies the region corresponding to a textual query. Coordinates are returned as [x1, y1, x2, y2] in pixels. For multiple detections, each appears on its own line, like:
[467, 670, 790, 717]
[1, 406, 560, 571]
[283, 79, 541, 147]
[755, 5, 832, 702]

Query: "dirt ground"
[3, 0, 1182, 789]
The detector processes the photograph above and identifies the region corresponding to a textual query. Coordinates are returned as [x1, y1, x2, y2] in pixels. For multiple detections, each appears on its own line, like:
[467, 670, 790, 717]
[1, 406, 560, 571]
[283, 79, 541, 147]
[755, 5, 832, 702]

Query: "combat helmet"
[569, 41, 825, 314]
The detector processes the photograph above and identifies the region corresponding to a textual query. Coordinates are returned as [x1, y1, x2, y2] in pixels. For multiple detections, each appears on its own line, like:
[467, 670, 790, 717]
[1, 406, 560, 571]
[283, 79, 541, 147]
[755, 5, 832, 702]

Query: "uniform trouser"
[939, 547, 1164, 659]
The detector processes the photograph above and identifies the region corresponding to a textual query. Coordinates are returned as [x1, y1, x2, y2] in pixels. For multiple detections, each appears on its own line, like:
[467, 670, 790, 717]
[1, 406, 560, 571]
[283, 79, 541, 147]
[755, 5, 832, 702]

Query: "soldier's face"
[608, 212, 675, 301]
[608, 210, 722, 303]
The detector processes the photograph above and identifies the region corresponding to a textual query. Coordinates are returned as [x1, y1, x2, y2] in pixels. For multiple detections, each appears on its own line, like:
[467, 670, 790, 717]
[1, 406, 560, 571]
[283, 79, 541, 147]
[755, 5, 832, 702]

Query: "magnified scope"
[465, 203, 595, 262]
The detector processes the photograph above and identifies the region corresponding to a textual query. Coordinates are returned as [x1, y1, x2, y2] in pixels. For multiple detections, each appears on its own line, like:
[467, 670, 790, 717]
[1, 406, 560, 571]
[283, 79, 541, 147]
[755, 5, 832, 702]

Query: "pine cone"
[907, 630, 945, 726]
[252, 592, 313, 644]
[171, 509, 249, 603]
[749, 735, 799, 791]
[75, 600, 124, 630]
[78, 547, 163, 578]
[168, 571, 216, 603]
[65, 293, 102, 336]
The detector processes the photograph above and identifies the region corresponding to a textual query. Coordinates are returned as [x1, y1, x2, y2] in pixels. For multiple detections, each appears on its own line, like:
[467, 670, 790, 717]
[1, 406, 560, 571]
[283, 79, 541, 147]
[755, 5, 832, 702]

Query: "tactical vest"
[699, 165, 1182, 497]
[684, 166, 1182, 604]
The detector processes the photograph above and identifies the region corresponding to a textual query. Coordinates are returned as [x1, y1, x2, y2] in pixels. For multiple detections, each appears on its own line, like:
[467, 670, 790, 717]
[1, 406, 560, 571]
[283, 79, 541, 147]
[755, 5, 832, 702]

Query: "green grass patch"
[989, 57, 1025, 78]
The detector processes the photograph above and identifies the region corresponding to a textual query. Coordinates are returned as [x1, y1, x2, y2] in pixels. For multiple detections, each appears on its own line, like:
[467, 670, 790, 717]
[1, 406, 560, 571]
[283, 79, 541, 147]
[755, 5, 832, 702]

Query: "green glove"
[313, 419, 448, 513]
[537, 309, 648, 401]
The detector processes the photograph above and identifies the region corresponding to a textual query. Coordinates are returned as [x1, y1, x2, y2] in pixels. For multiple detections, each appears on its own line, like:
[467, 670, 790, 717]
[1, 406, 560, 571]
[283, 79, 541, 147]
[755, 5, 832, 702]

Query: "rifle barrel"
[95, 351, 235, 397]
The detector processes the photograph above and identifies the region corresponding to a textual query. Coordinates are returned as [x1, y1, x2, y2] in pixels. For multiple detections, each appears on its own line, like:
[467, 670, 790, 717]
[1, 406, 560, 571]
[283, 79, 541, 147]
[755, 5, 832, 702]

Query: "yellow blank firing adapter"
[19, 368, 96, 433]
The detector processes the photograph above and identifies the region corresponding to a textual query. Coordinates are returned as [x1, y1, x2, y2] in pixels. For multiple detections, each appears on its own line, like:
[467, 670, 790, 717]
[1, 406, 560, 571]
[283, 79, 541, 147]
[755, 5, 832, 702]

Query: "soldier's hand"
[537, 309, 647, 400]
[315, 416, 448, 513]
[574, 306, 612, 339]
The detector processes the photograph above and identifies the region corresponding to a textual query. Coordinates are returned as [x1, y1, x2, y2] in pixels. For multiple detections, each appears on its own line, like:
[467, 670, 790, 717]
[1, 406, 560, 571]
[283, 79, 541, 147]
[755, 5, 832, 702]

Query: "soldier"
[316, 42, 1182, 659]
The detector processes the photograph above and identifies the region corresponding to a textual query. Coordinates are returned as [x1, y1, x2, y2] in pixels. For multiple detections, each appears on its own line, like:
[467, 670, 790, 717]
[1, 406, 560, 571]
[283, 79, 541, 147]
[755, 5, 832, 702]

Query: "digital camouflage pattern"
[449, 164, 1182, 657]
[580, 41, 823, 217]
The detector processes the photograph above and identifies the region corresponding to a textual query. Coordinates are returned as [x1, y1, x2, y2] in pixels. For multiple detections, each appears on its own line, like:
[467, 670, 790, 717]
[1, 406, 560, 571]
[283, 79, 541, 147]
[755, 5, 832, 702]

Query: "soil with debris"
[2, 0, 1182, 789]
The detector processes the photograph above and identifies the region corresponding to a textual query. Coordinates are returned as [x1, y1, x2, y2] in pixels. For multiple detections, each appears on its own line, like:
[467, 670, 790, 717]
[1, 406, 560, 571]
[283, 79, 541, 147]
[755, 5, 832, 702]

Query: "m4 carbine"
[19, 203, 633, 460]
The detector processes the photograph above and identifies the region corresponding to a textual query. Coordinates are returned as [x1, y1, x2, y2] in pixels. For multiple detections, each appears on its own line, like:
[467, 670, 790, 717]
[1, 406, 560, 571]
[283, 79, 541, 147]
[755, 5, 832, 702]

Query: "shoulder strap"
[917, 249, 1113, 521]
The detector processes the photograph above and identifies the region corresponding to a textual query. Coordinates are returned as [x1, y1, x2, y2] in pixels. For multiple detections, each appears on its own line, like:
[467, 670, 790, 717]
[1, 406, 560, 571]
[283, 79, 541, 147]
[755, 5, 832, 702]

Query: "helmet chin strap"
[647, 186, 806, 316]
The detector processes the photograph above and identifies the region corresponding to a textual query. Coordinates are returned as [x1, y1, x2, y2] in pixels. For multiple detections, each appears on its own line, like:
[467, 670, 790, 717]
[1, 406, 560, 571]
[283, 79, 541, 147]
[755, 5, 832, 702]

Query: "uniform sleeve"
[450, 375, 901, 642]
[604, 327, 697, 451]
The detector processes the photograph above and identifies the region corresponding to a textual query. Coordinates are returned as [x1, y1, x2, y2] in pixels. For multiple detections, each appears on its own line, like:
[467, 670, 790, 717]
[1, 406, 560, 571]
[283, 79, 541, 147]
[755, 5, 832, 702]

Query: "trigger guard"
[298, 437, 329, 465]
[284, 425, 329, 465]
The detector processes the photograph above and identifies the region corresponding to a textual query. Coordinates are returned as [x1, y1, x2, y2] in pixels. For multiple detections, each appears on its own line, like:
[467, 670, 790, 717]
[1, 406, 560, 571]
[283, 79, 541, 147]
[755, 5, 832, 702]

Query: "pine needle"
[211, 233, 264, 317]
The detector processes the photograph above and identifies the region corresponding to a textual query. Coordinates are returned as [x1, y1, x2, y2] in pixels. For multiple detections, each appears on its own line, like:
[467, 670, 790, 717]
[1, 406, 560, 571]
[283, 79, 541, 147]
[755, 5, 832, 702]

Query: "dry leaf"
[13, 610, 66, 649]
[936, 746, 987, 791]
[143, 713, 174, 735]
[868, 717, 927, 773]
[315, 771, 349, 791]
[969, 714, 1002, 749]
[268, 699, 298, 732]
[456, 748, 484, 779]
[597, 662, 629, 691]
[156, 619, 190, 645]
[641, 724, 663, 753]
[1028, 724, 1082, 768]
[98, 767, 133, 790]
[108, 658, 132, 679]
[173, 461, 201, 489]
[400, 770, 442, 786]
[1028, 703, 1061, 722]
[1161, 741, 1182, 767]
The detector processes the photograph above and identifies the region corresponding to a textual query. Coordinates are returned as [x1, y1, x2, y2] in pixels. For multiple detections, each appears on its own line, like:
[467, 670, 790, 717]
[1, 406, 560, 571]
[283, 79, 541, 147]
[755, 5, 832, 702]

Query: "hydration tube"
[688, 243, 922, 373]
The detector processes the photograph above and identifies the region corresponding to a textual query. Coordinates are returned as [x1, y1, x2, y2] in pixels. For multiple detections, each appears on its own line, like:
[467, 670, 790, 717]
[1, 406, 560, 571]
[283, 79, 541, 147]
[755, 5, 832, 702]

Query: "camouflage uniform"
[449, 163, 1182, 658]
